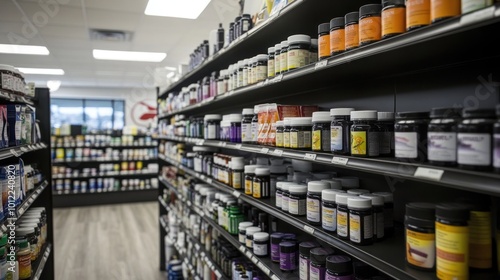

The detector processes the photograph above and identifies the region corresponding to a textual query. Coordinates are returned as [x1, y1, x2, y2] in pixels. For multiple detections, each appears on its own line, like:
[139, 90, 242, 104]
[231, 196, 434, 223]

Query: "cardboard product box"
[7, 104, 22, 147]
[257, 104, 269, 145]
[276, 104, 301, 120]
[300, 105, 319, 117]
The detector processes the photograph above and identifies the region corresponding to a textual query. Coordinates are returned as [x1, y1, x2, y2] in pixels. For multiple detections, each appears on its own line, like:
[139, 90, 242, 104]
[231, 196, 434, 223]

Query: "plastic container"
[360, 194, 385, 241]
[406, 0, 431, 30]
[274, 43, 282, 76]
[238, 221, 254, 244]
[268, 46, 276, 78]
[351, 110, 379, 157]
[244, 165, 258, 196]
[325, 255, 354, 280]
[359, 4, 382, 46]
[427, 107, 462, 166]
[348, 197, 373, 245]
[283, 118, 293, 148]
[322, 189, 343, 232]
[253, 167, 271, 198]
[253, 232, 270, 257]
[310, 247, 335, 280]
[299, 241, 321, 280]
[255, 54, 268, 83]
[329, 17, 345, 55]
[330, 108, 355, 155]
[318, 23, 331, 60]
[376, 112, 395, 157]
[431, 0, 461, 23]
[372, 192, 394, 236]
[336, 193, 357, 240]
[344, 12, 359, 51]
[289, 185, 307, 216]
[290, 117, 313, 150]
[245, 226, 261, 249]
[271, 232, 287, 262]
[382, 0, 406, 38]
[275, 120, 285, 148]
[405, 202, 436, 270]
[288, 34, 311, 70]
[280, 40, 289, 73]
[204, 114, 222, 140]
[280, 241, 298, 272]
[394, 111, 430, 161]
[312, 112, 332, 152]
[307, 181, 331, 226]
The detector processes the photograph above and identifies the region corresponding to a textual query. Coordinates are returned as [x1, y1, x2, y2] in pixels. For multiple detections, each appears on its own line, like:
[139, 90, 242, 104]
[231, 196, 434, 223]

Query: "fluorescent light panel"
[18, 68, 64, 75]
[145, 0, 211, 19]
[93, 49, 166, 62]
[0, 44, 49, 55]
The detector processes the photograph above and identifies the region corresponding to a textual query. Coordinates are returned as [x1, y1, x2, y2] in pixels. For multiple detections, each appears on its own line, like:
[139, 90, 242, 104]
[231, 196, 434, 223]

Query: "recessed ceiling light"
[0, 44, 49, 55]
[93, 49, 167, 62]
[145, 0, 211, 19]
[18, 68, 65, 75]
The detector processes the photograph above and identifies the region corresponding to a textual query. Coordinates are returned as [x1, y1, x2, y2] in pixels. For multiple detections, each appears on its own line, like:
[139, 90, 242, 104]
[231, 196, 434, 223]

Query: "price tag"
[304, 153, 317, 161]
[273, 149, 283, 156]
[235, 144, 242, 149]
[199, 211, 205, 217]
[256, 81, 264, 87]
[245, 251, 253, 258]
[20, 147, 28, 153]
[233, 190, 241, 198]
[272, 74, 283, 83]
[331, 157, 348, 165]
[207, 178, 213, 184]
[201, 251, 205, 257]
[239, 245, 246, 252]
[222, 142, 227, 147]
[9, 149, 20, 157]
[263, 79, 270, 86]
[304, 225, 315, 235]
[257, 262, 271, 275]
[261, 148, 269, 154]
[251, 256, 258, 263]
[315, 60, 328, 70]
[195, 244, 200, 251]
[414, 167, 444, 181]
[215, 270, 222, 279]
[460, 5, 494, 25]
[271, 275, 280, 280]
[197, 140, 205, 146]
[28, 197, 34, 203]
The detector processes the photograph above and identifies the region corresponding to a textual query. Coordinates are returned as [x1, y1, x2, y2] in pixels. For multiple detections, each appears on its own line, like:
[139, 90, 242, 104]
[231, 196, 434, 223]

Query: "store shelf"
[159, 5, 500, 117]
[52, 144, 157, 148]
[53, 186, 157, 195]
[158, 176, 182, 197]
[52, 171, 157, 180]
[32, 243, 52, 280]
[0, 142, 48, 161]
[52, 157, 157, 163]
[185, 231, 227, 280]
[53, 187, 158, 207]
[0, 89, 35, 105]
[159, 136, 500, 197]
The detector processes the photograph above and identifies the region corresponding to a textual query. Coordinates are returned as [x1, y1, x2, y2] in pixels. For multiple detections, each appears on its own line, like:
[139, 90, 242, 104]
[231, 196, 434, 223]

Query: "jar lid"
[360, 4, 382, 17]
[16, 239, 29, 249]
[326, 255, 353, 273]
[281, 40, 289, 48]
[242, 108, 254, 115]
[283, 118, 293, 126]
[321, 179, 342, 190]
[243, 58, 249, 66]
[395, 111, 430, 120]
[377, 112, 394, 121]
[256, 54, 268, 62]
[204, 114, 222, 121]
[15, 227, 34, 236]
[372, 192, 393, 202]
[275, 43, 281, 50]
[345, 11, 359, 24]
[245, 226, 261, 235]
[351, 110, 377, 120]
[436, 203, 470, 222]
[256, 157, 269, 165]
[360, 194, 384, 206]
[290, 117, 313, 126]
[276, 181, 288, 190]
[270, 232, 286, 244]
[0, 64, 14, 71]
[348, 197, 372, 209]
[244, 165, 258, 173]
[336, 176, 359, 188]
[281, 182, 297, 191]
[347, 189, 370, 195]
[430, 107, 462, 119]
[330, 108, 355, 117]
[462, 108, 495, 119]
[312, 111, 331, 123]
[279, 241, 297, 253]
[311, 39, 318, 47]
[270, 165, 286, 174]
[322, 189, 345, 201]
[330, 17, 345, 29]
[268, 46, 275, 53]
[253, 232, 269, 241]
[310, 247, 335, 264]
[238, 60, 245, 68]
[336, 193, 357, 205]
[287, 34, 311, 45]
[299, 241, 320, 256]
[289, 185, 307, 194]
[228, 114, 243, 123]
[318, 23, 330, 34]
[255, 167, 270, 176]
[276, 120, 284, 126]
[307, 180, 330, 192]
[406, 202, 436, 221]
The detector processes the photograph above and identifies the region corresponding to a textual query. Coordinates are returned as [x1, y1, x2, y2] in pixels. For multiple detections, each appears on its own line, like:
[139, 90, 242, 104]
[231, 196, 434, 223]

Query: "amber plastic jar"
[318, 23, 331, 60]
[344, 12, 359, 51]
[382, 0, 406, 39]
[431, 0, 461, 23]
[406, 0, 431, 30]
[329, 17, 345, 55]
[359, 4, 382, 46]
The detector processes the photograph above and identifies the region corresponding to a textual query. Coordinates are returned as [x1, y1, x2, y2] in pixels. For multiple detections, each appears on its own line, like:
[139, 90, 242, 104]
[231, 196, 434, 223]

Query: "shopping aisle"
[53, 202, 165, 280]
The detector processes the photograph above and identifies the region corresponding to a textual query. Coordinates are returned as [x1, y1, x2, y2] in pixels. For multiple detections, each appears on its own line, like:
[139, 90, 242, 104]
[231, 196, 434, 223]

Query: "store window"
[51, 98, 125, 130]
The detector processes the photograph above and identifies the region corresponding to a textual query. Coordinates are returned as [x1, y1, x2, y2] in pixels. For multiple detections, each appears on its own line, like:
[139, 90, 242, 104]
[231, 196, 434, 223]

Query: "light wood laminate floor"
[54, 202, 165, 280]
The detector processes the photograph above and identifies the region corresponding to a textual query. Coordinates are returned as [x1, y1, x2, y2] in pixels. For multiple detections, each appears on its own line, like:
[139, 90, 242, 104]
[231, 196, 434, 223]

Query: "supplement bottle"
[236, 60, 244, 88]
[306, 181, 331, 226]
[310, 39, 319, 64]
[280, 40, 289, 74]
[435, 203, 470, 280]
[405, 202, 436, 270]
[329, 17, 345, 56]
[406, 0, 430, 30]
[238, 221, 254, 244]
[255, 54, 268, 83]
[312, 111, 332, 152]
[360, 194, 385, 241]
[376, 112, 395, 157]
[253, 167, 270, 199]
[344, 12, 360, 51]
[17, 239, 32, 280]
[275, 181, 286, 208]
[231, 157, 245, 190]
[274, 43, 282, 76]
[299, 241, 320, 280]
[431, 0, 461, 23]
[322, 189, 344, 232]
[229, 113, 243, 143]
[288, 185, 307, 216]
[331, 108, 355, 155]
[268, 46, 275, 78]
[280, 241, 298, 272]
[244, 165, 258, 196]
[245, 226, 261, 249]
[290, 117, 313, 150]
[281, 183, 292, 212]
[394, 111, 430, 161]
[251, 106, 259, 144]
[336, 193, 357, 240]
[253, 232, 270, 257]
[318, 23, 331, 60]
[427, 107, 462, 166]
[462, 0, 493, 14]
[204, 114, 222, 140]
[372, 192, 394, 236]
[283, 118, 293, 148]
[494, 104, 500, 172]
[275, 121, 284, 148]
[359, 4, 382, 46]
[242, 108, 255, 143]
[288, 34, 311, 71]
[309, 247, 335, 280]
[271, 232, 287, 263]
[457, 108, 495, 171]
[348, 197, 374, 245]
[382, 0, 406, 38]
[326, 255, 354, 280]
[350, 110, 379, 157]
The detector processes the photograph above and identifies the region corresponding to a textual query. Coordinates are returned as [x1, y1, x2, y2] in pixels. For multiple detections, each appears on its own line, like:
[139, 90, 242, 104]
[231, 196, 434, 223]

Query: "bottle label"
[275, 192, 282, 208]
[368, 131, 379, 156]
[280, 52, 288, 72]
[290, 131, 299, 148]
[351, 131, 367, 155]
[395, 132, 418, 158]
[310, 265, 326, 280]
[300, 131, 312, 148]
[469, 210, 492, 269]
[312, 130, 322, 151]
[407, 0, 431, 28]
[253, 243, 268, 256]
[380, 131, 392, 155]
[428, 132, 457, 162]
[406, 228, 436, 269]
[494, 134, 500, 168]
[331, 125, 343, 151]
[462, 0, 492, 14]
[322, 206, 336, 231]
[349, 213, 361, 243]
[253, 181, 262, 198]
[282, 195, 289, 211]
[344, 23, 359, 50]
[242, 123, 252, 143]
[299, 257, 310, 280]
[284, 131, 290, 148]
[275, 54, 281, 75]
[337, 210, 348, 237]
[359, 17, 382, 44]
[256, 65, 267, 82]
[207, 124, 219, 139]
[251, 122, 258, 142]
[289, 198, 306, 215]
[239, 233, 246, 243]
[268, 59, 275, 78]
[431, 0, 461, 21]
[245, 179, 253, 195]
[330, 29, 345, 53]
[457, 133, 491, 166]
[318, 34, 330, 59]
[288, 49, 310, 70]
[306, 197, 321, 222]
[246, 238, 253, 249]
[436, 222, 469, 279]
[276, 131, 284, 147]
[382, 7, 406, 36]
[232, 172, 242, 189]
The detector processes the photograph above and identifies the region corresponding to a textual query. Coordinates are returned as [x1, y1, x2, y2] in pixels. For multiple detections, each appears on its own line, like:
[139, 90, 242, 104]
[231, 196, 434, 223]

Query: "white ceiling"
[0, 0, 240, 89]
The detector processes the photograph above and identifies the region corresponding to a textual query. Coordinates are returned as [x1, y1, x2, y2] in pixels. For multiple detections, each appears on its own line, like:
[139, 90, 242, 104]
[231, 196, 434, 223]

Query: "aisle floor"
[54, 202, 166, 280]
